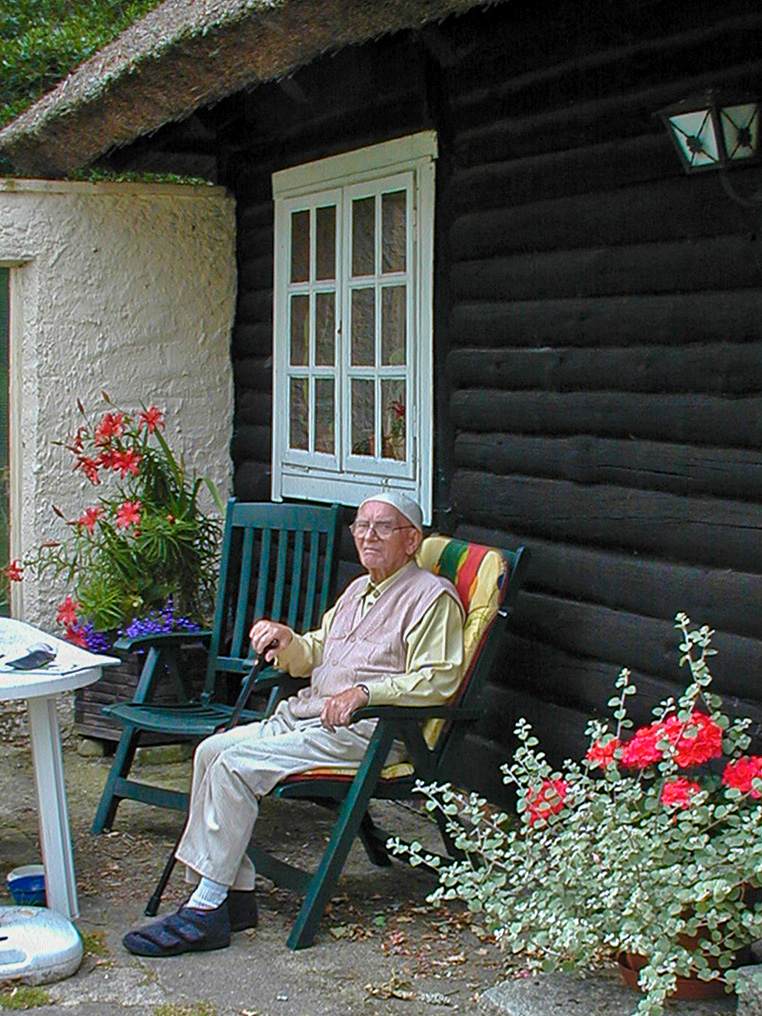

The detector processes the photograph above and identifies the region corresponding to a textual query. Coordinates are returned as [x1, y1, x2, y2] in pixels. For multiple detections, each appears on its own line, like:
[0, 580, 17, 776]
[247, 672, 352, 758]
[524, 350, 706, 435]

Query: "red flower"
[64, 624, 88, 648]
[116, 500, 141, 530]
[56, 596, 80, 627]
[661, 777, 702, 809]
[620, 711, 723, 770]
[139, 406, 165, 433]
[77, 506, 105, 533]
[722, 756, 762, 798]
[94, 412, 126, 445]
[586, 738, 620, 769]
[75, 456, 102, 485]
[525, 779, 568, 826]
[620, 725, 664, 768]
[110, 449, 142, 478]
[5, 559, 23, 582]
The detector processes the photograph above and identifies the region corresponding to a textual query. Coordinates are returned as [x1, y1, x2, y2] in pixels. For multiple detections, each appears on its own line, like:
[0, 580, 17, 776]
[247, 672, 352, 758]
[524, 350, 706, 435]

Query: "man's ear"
[407, 528, 424, 557]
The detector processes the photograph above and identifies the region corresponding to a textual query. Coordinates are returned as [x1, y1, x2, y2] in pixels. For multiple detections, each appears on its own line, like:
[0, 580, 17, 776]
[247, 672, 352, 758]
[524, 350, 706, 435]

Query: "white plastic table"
[0, 619, 118, 920]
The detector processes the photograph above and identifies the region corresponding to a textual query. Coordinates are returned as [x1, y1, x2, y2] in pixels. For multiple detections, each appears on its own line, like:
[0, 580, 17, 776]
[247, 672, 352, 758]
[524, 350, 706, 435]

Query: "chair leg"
[287, 724, 396, 950]
[358, 811, 392, 867]
[91, 724, 141, 834]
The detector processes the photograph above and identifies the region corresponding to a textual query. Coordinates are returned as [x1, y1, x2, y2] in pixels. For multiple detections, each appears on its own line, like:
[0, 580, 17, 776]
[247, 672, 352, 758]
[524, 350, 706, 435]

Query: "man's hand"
[249, 619, 294, 662]
[321, 685, 370, 732]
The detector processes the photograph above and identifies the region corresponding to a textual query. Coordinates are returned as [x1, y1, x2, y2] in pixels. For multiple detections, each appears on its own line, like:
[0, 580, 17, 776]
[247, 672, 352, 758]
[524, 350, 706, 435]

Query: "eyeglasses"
[350, 520, 414, 540]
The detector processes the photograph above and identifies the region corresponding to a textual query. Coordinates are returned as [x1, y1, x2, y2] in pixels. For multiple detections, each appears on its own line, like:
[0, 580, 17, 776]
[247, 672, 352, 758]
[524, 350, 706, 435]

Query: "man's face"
[352, 500, 422, 583]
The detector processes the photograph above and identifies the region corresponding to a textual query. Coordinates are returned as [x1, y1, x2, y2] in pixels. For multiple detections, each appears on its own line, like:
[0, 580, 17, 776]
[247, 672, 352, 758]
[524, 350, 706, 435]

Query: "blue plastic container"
[7, 865, 46, 906]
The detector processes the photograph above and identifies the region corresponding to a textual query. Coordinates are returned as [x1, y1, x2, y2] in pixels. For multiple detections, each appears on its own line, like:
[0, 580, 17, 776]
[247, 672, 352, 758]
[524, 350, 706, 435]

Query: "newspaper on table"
[0, 618, 120, 674]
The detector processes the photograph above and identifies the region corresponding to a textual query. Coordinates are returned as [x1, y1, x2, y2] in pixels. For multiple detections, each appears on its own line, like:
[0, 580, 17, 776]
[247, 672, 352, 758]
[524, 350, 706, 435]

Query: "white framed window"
[271, 131, 437, 523]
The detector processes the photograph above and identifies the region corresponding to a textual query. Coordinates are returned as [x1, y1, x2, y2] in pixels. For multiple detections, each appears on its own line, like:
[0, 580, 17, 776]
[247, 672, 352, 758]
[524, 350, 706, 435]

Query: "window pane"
[351, 380, 375, 456]
[314, 378, 335, 453]
[290, 209, 310, 283]
[351, 288, 375, 366]
[290, 294, 309, 366]
[315, 291, 335, 365]
[316, 205, 336, 281]
[289, 378, 308, 450]
[381, 286, 406, 365]
[352, 196, 375, 277]
[382, 190, 406, 273]
[382, 380, 406, 461]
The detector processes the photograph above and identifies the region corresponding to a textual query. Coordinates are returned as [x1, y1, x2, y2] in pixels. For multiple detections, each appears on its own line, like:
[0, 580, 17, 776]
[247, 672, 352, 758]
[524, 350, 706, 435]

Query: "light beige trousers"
[174, 702, 406, 890]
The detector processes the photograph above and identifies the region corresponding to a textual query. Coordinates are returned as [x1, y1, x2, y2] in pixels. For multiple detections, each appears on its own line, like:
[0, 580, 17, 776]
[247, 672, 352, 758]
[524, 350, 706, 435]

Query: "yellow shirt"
[275, 561, 464, 707]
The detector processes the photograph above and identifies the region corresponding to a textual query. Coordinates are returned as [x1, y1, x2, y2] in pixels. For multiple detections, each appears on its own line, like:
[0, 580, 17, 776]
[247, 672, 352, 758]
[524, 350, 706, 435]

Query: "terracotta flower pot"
[617, 931, 752, 1001]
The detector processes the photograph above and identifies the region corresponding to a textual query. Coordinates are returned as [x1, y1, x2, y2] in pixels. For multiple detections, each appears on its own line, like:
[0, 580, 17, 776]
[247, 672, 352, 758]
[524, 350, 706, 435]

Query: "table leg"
[26, 695, 78, 920]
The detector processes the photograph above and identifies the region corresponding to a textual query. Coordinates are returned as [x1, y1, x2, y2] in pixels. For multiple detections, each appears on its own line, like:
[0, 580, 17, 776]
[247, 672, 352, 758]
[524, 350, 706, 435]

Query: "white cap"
[357, 491, 423, 532]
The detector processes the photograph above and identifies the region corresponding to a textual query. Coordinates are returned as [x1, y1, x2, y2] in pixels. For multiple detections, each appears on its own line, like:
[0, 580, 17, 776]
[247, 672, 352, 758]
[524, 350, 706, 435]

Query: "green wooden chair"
[92, 498, 341, 835]
[246, 534, 530, 949]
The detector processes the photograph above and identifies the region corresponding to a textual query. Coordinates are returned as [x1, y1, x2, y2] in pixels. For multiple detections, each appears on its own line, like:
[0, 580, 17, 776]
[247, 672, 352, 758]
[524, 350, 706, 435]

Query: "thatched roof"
[0, 0, 502, 177]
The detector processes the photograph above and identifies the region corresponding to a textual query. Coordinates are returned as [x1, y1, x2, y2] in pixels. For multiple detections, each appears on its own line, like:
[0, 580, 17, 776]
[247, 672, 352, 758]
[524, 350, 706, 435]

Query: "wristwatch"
[358, 683, 370, 701]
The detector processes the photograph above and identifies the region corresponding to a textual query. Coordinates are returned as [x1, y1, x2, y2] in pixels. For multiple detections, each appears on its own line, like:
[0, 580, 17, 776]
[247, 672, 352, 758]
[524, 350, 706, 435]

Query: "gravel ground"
[0, 693, 512, 1015]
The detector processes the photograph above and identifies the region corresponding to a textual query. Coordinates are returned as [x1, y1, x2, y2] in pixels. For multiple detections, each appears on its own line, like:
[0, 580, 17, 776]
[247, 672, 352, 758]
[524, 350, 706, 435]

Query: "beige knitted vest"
[286, 562, 461, 719]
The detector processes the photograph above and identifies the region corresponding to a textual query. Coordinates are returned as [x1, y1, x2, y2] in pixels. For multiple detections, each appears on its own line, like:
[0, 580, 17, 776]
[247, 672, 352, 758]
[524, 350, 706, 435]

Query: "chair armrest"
[253, 668, 308, 699]
[114, 630, 213, 653]
[349, 704, 482, 723]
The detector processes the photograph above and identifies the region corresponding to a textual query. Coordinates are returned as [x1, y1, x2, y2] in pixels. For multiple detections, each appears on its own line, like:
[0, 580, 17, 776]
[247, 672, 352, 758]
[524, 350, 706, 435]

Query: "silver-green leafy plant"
[391, 614, 762, 1015]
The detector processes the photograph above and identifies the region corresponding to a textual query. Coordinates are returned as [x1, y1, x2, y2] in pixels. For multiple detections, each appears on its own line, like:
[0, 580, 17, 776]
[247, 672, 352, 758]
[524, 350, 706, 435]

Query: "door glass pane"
[315, 292, 335, 366]
[316, 205, 336, 281]
[352, 196, 375, 277]
[382, 380, 406, 461]
[314, 378, 335, 454]
[381, 286, 406, 365]
[351, 380, 375, 456]
[289, 378, 308, 450]
[382, 190, 406, 273]
[290, 294, 309, 365]
[351, 288, 375, 366]
[290, 209, 310, 283]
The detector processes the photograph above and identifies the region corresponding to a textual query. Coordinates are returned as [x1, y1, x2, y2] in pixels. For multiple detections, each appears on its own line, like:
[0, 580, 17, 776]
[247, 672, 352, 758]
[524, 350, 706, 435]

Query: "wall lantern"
[656, 90, 760, 208]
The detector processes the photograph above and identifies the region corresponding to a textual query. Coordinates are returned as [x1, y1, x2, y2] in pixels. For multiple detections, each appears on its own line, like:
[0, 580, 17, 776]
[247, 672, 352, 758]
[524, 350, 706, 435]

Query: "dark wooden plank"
[233, 461, 271, 501]
[450, 390, 762, 448]
[448, 343, 762, 395]
[450, 471, 762, 572]
[236, 289, 273, 325]
[453, 434, 762, 503]
[238, 254, 272, 291]
[450, 234, 761, 302]
[235, 389, 271, 427]
[233, 355, 271, 391]
[448, 291, 762, 349]
[230, 424, 270, 462]
[232, 322, 272, 356]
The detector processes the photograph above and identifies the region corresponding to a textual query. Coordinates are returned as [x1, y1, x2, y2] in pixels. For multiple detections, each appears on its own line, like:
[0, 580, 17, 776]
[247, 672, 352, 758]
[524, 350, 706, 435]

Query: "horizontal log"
[236, 223, 273, 260]
[450, 390, 762, 448]
[447, 732, 514, 805]
[447, 342, 762, 396]
[450, 470, 762, 572]
[448, 291, 762, 349]
[238, 254, 272, 291]
[230, 424, 270, 461]
[450, 234, 760, 302]
[232, 321, 273, 357]
[235, 389, 272, 426]
[233, 460, 271, 501]
[233, 355, 271, 391]
[455, 523, 762, 639]
[237, 201, 273, 233]
[449, 172, 746, 258]
[237, 289, 273, 325]
[453, 434, 762, 503]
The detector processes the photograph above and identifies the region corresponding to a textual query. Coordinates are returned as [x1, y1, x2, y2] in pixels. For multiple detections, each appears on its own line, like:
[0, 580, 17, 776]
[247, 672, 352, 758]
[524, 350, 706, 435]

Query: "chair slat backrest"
[202, 500, 341, 697]
[416, 535, 529, 755]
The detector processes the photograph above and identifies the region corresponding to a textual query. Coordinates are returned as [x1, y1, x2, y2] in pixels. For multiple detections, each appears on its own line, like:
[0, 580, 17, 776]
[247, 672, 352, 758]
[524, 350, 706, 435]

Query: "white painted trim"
[8, 264, 26, 618]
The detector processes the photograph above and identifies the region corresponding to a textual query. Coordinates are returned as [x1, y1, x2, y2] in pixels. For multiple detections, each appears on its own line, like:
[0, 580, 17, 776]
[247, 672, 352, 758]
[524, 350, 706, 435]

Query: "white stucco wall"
[0, 178, 236, 627]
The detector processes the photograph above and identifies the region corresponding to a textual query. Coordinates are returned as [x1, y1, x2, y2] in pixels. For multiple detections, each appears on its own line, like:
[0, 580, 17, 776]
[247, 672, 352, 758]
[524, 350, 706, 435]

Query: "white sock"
[188, 876, 228, 910]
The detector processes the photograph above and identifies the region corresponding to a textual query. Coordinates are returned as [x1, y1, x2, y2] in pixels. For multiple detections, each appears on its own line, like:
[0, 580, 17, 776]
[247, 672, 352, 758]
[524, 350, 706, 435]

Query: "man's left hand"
[321, 686, 370, 732]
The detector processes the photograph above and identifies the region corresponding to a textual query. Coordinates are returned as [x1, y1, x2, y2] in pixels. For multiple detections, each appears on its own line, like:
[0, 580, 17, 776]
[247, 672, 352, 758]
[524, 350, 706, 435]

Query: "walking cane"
[144, 647, 273, 916]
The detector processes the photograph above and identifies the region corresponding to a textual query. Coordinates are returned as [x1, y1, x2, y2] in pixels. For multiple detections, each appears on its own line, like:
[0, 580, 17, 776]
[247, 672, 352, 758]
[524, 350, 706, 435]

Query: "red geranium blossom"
[661, 777, 702, 809]
[620, 711, 723, 770]
[139, 406, 165, 433]
[722, 756, 762, 798]
[526, 779, 568, 826]
[94, 412, 126, 445]
[77, 506, 105, 533]
[64, 624, 88, 648]
[5, 559, 23, 582]
[620, 724, 664, 768]
[116, 500, 141, 530]
[56, 595, 80, 627]
[586, 738, 621, 769]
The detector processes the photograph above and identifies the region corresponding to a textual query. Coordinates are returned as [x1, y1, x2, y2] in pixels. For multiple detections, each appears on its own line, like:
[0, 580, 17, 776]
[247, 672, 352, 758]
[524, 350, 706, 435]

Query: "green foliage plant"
[20, 392, 223, 646]
[391, 614, 762, 1015]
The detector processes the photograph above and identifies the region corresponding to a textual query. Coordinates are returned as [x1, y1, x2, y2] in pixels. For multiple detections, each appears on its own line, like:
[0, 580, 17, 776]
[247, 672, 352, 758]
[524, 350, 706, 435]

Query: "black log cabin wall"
[109, 0, 762, 804]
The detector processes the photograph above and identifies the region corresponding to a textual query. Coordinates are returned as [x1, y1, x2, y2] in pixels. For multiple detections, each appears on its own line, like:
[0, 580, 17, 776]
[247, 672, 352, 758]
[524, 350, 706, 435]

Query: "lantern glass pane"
[720, 103, 760, 162]
[667, 109, 720, 169]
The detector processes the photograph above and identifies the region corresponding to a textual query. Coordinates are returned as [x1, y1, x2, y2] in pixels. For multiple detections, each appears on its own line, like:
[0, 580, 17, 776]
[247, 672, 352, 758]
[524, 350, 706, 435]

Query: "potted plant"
[393, 614, 762, 1015]
[16, 394, 224, 739]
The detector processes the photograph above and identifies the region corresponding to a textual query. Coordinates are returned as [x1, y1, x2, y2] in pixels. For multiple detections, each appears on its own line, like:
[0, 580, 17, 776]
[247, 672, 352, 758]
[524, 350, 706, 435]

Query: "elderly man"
[123, 491, 464, 957]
